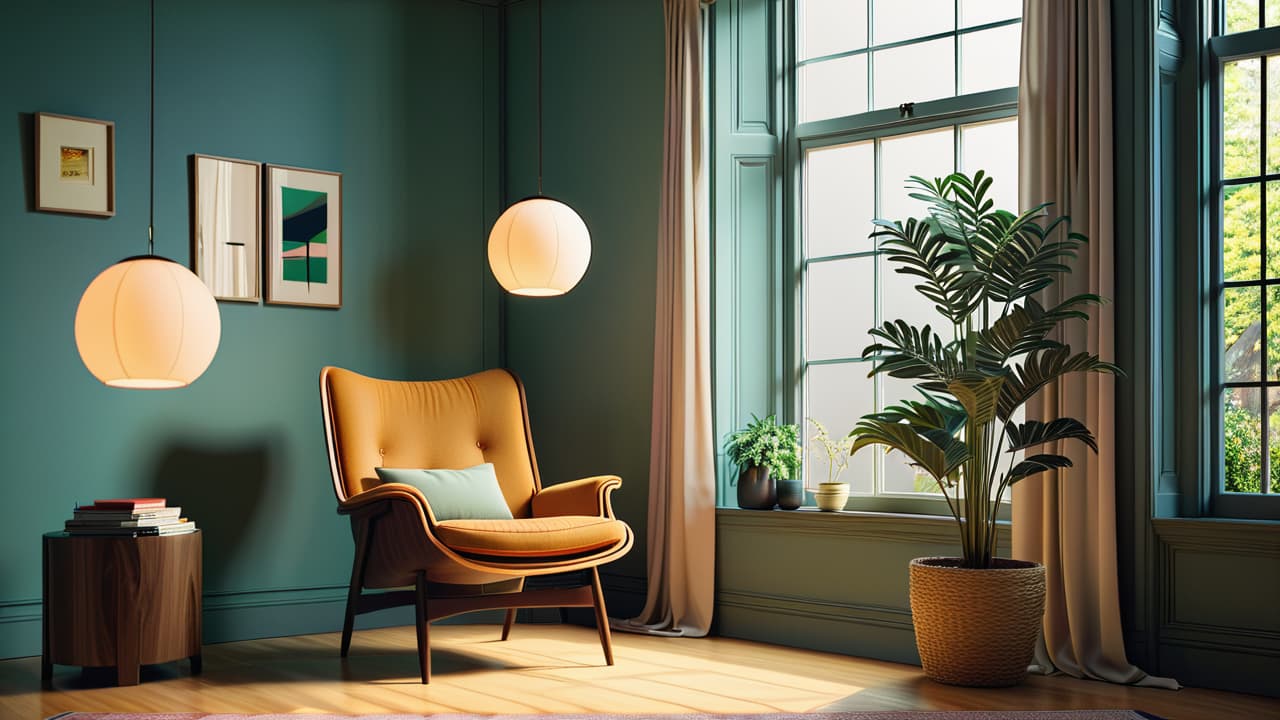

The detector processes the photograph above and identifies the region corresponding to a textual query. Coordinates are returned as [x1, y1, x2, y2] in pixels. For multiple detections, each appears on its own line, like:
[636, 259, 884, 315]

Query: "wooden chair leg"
[500, 576, 525, 640]
[341, 517, 372, 658]
[589, 567, 615, 666]
[501, 608, 517, 641]
[414, 571, 431, 684]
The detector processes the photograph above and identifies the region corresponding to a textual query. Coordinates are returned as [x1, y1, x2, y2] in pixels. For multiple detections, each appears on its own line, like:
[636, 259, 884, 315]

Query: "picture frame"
[190, 154, 262, 303]
[264, 164, 342, 308]
[35, 112, 115, 217]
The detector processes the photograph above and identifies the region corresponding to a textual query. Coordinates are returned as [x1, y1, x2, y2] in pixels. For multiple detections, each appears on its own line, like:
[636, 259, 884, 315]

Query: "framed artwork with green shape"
[265, 164, 342, 308]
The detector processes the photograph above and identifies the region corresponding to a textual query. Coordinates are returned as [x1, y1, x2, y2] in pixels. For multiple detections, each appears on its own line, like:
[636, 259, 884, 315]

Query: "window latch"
[899, 102, 915, 118]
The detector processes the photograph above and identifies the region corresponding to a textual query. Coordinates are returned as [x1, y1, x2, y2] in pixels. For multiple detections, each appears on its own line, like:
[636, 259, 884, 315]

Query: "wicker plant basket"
[908, 556, 1046, 687]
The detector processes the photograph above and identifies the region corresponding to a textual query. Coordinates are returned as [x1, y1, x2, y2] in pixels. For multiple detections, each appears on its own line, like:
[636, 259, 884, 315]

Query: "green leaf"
[871, 216, 985, 326]
[850, 415, 970, 481]
[1005, 418, 1099, 453]
[1005, 453, 1073, 484]
[998, 347, 1123, 421]
[947, 373, 1006, 427]
[862, 320, 961, 382]
[977, 294, 1105, 365]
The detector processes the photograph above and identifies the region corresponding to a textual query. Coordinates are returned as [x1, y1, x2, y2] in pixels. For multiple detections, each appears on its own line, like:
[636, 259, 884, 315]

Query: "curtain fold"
[614, 0, 715, 638]
[1015, 0, 1176, 688]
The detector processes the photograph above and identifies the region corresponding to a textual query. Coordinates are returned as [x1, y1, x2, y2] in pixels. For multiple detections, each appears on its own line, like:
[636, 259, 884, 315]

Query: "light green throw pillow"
[374, 463, 514, 521]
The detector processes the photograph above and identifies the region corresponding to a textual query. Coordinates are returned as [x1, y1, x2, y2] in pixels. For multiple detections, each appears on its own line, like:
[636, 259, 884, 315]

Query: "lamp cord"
[148, 0, 155, 255]
[536, 0, 543, 196]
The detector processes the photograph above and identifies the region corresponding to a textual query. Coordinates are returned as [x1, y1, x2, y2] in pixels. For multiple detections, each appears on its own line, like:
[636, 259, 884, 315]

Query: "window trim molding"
[1206, 13, 1280, 518]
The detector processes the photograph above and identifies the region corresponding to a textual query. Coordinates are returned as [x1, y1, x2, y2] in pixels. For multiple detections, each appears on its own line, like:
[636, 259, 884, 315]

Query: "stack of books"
[65, 498, 197, 537]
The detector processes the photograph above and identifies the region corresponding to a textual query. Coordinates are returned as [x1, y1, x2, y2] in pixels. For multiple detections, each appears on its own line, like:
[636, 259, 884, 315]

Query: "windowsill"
[716, 506, 1011, 546]
[719, 505, 958, 522]
[1152, 516, 1280, 549]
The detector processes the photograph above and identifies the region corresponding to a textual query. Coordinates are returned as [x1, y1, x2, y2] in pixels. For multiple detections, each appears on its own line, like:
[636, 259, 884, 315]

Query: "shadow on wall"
[147, 438, 273, 591]
[17, 113, 34, 209]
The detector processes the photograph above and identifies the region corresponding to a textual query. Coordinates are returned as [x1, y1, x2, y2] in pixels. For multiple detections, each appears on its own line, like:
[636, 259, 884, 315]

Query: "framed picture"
[190, 154, 262, 302]
[264, 164, 342, 308]
[35, 112, 115, 217]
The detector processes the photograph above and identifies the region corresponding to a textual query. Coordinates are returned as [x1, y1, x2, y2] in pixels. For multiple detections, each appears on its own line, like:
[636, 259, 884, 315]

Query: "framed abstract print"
[35, 112, 115, 217]
[264, 164, 342, 308]
[191, 154, 261, 302]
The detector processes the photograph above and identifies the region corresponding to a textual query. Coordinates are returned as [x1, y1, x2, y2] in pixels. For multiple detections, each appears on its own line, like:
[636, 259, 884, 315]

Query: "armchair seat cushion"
[435, 516, 628, 560]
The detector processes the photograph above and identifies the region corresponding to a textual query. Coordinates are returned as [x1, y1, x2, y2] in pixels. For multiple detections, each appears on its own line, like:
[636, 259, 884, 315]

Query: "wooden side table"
[42, 530, 202, 688]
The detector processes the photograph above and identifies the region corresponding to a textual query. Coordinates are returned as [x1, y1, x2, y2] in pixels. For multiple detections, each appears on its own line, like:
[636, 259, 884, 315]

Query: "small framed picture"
[264, 164, 342, 308]
[35, 112, 115, 217]
[190, 155, 262, 303]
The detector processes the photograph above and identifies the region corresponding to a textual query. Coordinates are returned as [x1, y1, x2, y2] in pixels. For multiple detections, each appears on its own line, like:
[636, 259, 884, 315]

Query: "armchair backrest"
[319, 366, 542, 518]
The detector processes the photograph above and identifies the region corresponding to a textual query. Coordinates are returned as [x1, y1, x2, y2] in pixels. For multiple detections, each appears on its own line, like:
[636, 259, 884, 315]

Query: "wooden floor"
[0, 623, 1273, 718]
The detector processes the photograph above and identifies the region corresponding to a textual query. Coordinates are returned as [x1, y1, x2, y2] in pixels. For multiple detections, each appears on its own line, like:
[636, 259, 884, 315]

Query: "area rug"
[45, 707, 1167, 712]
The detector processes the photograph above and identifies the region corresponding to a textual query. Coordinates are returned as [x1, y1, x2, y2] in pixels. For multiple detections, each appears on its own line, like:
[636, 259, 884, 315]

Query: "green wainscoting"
[0, 0, 500, 659]
[717, 509, 1010, 664]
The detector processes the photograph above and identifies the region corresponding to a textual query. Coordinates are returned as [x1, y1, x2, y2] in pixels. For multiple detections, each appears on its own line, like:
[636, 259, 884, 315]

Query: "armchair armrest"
[338, 482, 440, 525]
[532, 475, 622, 519]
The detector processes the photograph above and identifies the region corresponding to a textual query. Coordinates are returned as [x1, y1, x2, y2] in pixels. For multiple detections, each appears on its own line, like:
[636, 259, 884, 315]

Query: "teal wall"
[0, 0, 499, 658]
[501, 0, 665, 602]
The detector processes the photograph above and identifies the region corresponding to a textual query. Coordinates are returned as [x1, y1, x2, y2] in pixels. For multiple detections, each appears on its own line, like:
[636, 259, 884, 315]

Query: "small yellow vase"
[814, 482, 849, 511]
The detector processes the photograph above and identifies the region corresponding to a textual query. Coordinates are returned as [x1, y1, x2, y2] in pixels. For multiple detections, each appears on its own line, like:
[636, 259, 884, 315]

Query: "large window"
[1212, 0, 1280, 516]
[795, 1, 1022, 509]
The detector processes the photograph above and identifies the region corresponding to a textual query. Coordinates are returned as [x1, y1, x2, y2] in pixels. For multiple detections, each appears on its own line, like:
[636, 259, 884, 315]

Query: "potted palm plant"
[850, 171, 1119, 687]
[725, 414, 802, 510]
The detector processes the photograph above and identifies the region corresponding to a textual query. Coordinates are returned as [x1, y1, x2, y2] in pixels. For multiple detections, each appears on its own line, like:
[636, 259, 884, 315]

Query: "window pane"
[879, 126, 955, 223]
[805, 141, 874, 257]
[960, 117, 1019, 213]
[806, 257, 875, 361]
[800, 55, 868, 123]
[1269, 55, 1280, 174]
[1269, 181, 1280, 277]
[799, 0, 867, 60]
[806, 362, 874, 494]
[873, 0, 954, 45]
[1270, 285, 1280, 379]
[1223, 387, 1266, 493]
[960, 24, 1021, 95]
[959, 0, 1020, 27]
[1225, 183, 1261, 281]
[1225, 286, 1262, 382]
[1227, 0, 1260, 33]
[873, 38, 956, 110]
[1268, 0, 1280, 27]
[1223, 57, 1261, 180]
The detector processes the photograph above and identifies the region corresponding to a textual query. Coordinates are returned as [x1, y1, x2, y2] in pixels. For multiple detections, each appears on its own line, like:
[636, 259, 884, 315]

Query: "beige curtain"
[615, 0, 715, 638]
[1015, 0, 1176, 688]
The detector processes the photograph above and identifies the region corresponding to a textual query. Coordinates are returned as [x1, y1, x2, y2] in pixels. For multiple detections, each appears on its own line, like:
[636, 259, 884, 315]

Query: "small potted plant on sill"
[808, 418, 854, 511]
[849, 171, 1120, 687]
[725, 414, 802, 510]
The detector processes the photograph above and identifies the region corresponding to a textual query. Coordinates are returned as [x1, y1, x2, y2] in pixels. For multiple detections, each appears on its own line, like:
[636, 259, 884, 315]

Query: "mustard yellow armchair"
[319, 366, 633, 683]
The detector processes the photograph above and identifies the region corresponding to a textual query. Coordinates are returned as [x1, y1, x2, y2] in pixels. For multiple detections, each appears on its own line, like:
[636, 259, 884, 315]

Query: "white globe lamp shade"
[74, 256, 222, 389]
[487, 197, 591, 296]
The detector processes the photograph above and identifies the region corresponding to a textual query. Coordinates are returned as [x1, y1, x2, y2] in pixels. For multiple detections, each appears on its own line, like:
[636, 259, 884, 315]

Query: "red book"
[88, 498, 166, 511]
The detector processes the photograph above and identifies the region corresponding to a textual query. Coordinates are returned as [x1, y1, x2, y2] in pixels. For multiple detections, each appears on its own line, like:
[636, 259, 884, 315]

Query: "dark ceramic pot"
[776, 479, 803, 510]
[736, 465, 776, 509]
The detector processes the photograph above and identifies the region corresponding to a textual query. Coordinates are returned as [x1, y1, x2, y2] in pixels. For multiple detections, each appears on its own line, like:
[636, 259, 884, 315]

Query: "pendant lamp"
[74, 0, 220, 389]
[487, 0, 591, 296]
